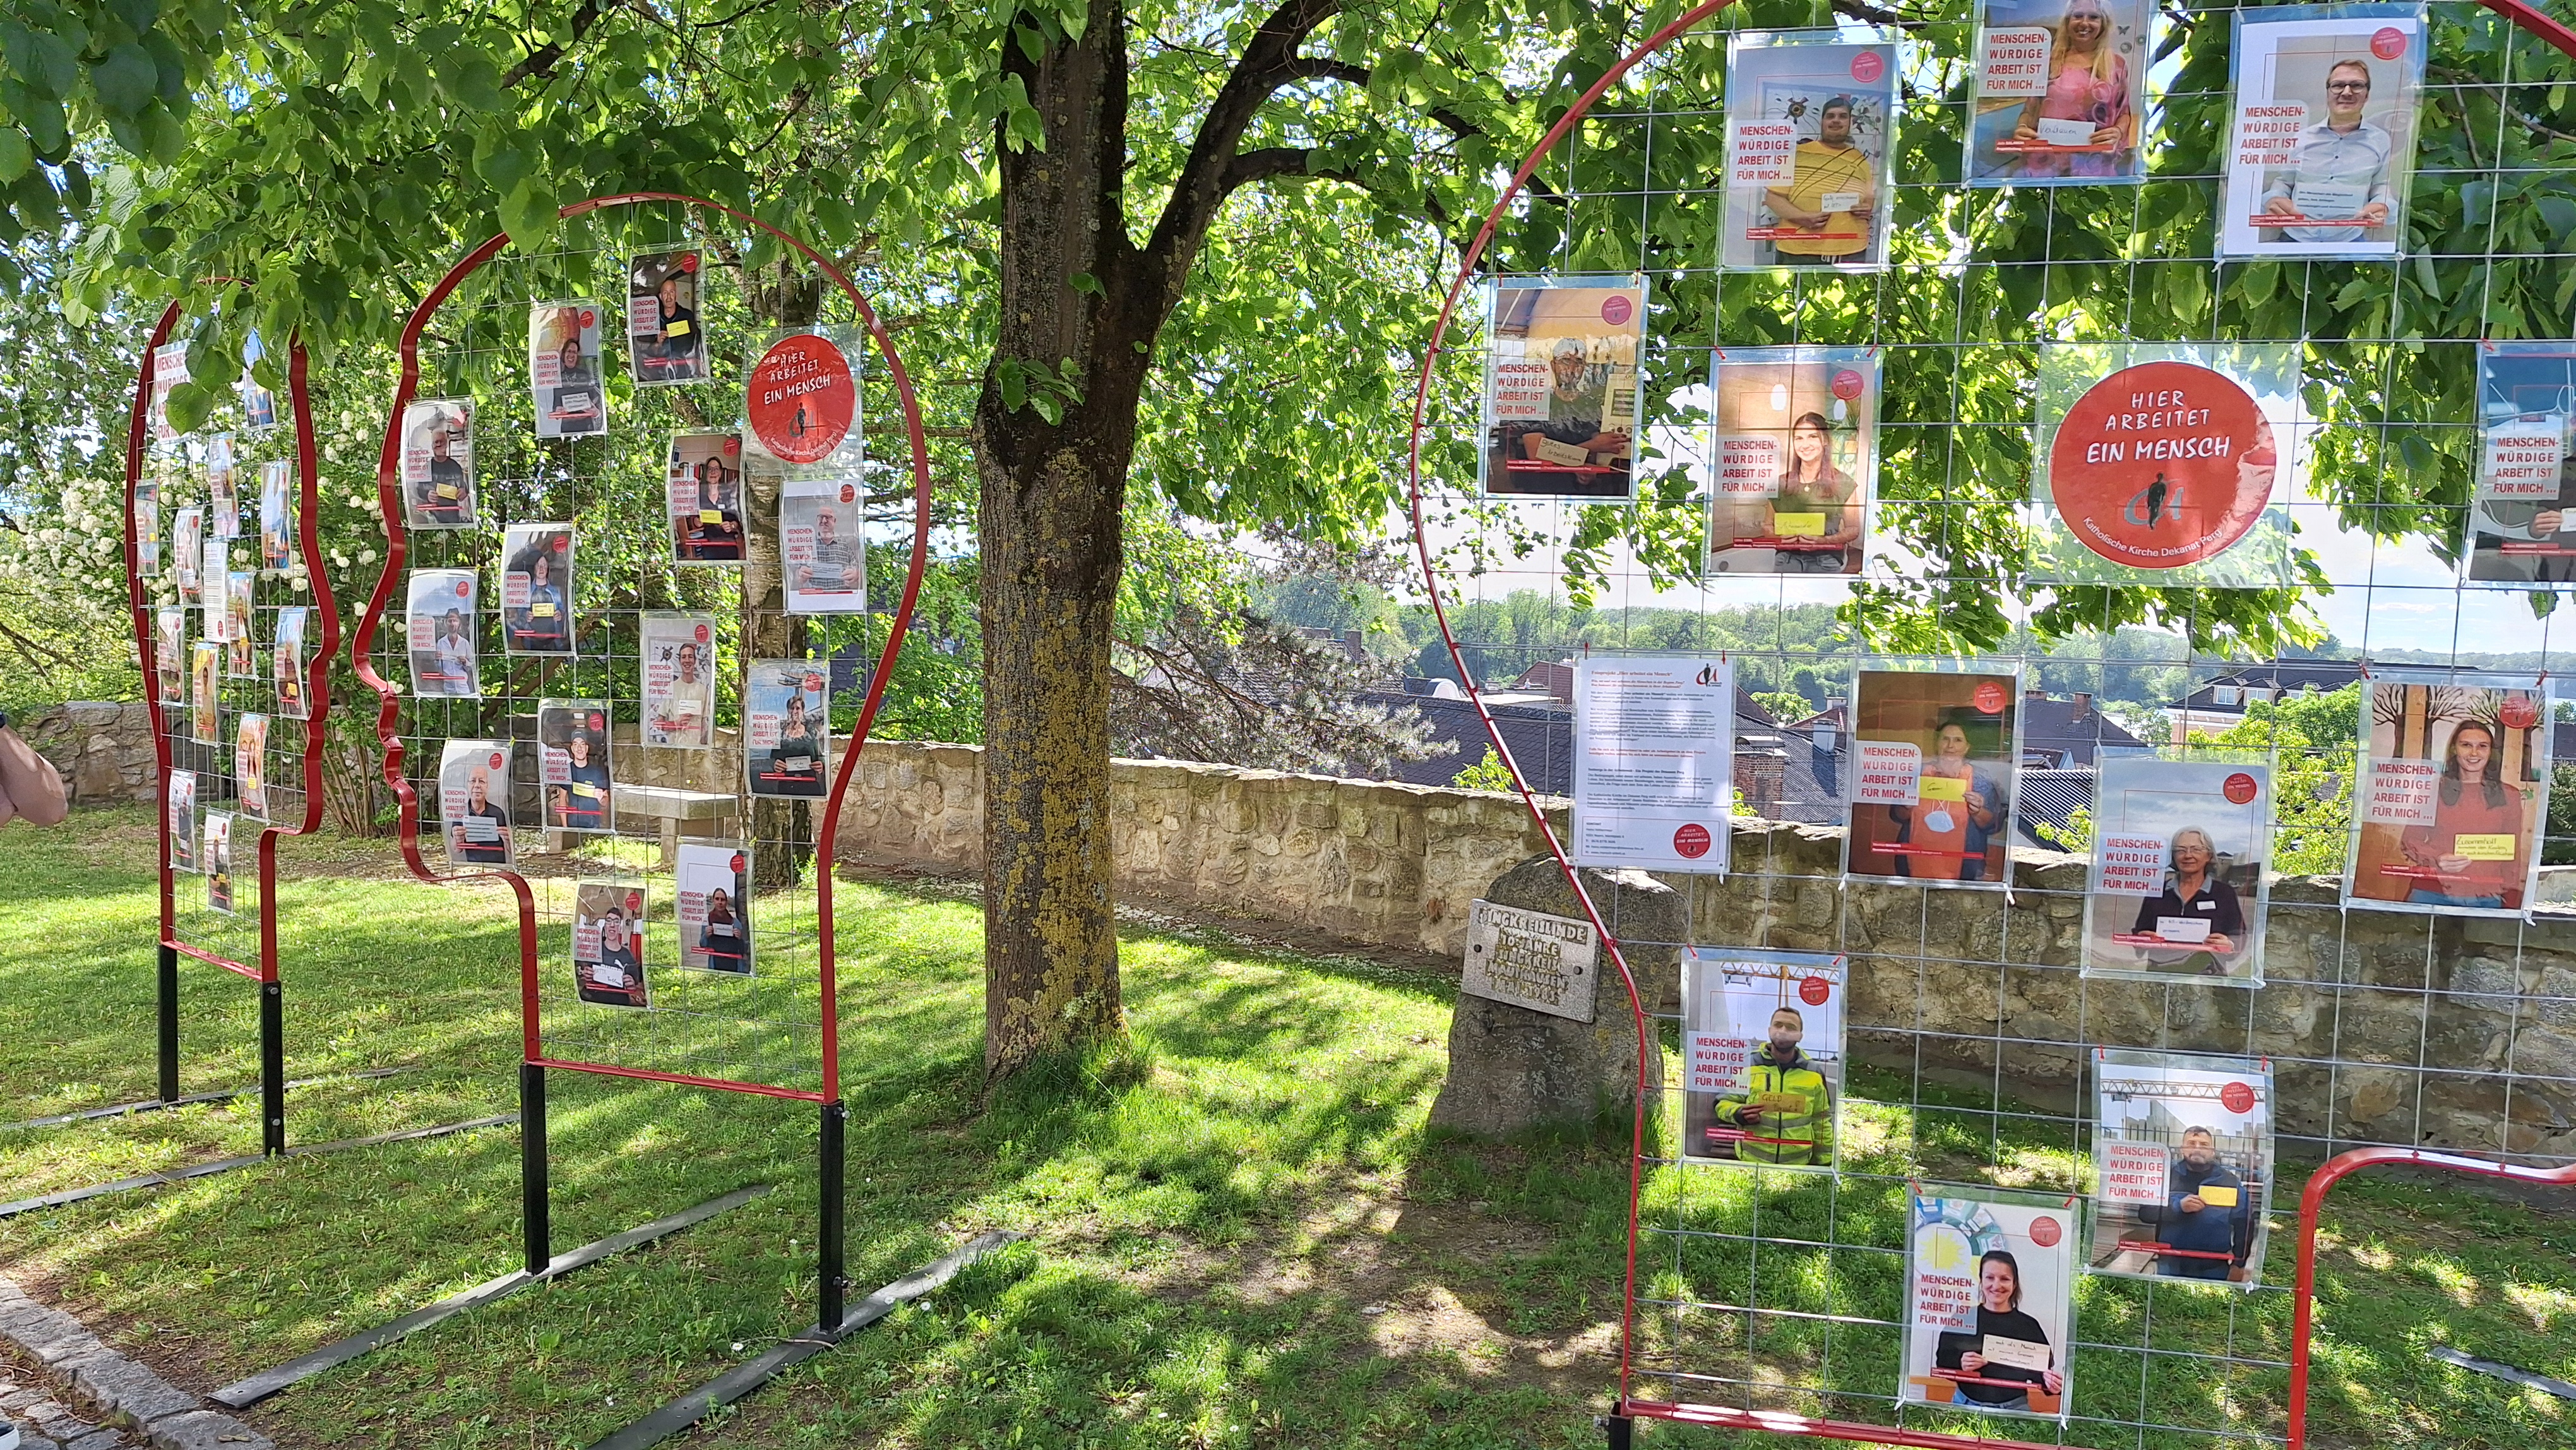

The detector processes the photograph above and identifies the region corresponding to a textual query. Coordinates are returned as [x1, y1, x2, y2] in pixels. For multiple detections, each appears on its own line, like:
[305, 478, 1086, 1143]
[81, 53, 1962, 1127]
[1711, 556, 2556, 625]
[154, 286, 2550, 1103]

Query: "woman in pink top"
[2011, 0, 2134, 179]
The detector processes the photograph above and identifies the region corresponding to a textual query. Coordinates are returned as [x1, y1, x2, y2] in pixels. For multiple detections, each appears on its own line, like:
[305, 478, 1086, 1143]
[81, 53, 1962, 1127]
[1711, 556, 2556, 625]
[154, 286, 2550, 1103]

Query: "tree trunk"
[744, 261, 821, 890]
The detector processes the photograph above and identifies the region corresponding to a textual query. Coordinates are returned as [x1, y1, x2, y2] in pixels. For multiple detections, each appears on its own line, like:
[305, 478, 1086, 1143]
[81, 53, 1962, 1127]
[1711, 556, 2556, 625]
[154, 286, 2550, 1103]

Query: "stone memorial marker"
[1461, 899, 1599, 1022]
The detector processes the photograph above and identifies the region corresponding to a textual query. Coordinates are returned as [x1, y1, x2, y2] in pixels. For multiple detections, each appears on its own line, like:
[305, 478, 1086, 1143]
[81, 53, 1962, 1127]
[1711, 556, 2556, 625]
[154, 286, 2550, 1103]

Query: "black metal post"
[258, 980, 285, 1156]
[157, 943, 180, 1104]
[522, 1061, 550, 1276]
[820, 1098, 847, 1331]
[1601, 1411, 1633, 1449]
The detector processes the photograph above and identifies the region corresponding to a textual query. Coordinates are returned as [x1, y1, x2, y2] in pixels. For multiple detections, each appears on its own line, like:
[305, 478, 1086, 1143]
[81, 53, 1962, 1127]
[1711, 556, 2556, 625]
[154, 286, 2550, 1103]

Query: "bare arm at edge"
[0, 724, 68, 826]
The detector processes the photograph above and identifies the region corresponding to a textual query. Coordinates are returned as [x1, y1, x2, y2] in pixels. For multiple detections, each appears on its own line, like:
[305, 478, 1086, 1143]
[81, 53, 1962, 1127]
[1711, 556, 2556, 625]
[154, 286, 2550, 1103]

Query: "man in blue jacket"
[2133, 1126, 2251, 1280]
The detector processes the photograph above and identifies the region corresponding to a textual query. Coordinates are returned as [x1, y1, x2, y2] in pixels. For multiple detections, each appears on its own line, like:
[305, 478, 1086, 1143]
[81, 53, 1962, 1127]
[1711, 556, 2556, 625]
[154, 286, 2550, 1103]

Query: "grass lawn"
[0, 805, 2572, 1449]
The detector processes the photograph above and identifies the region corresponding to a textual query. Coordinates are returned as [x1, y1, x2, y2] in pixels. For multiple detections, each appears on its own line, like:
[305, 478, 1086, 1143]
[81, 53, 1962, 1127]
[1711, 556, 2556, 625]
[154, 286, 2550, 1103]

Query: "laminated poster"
[2082, 755, 2271, 985]
[225, 572, 256, 676]
[406, 569, 482, 699]
[1480, 275, 1644, 500]
[1568, 656, 1733, 872]
[1902, 1187, 2076, 1420]
[641, 613, 719, 750]
[744, 327, 862, 475]
[1681, 949, 1844, 1169]
[2028, 342, 2304, 588]
[400, 399, 477, 530]
[167, 770, 198, 873]
[149, 340, 188, 441]
[629, 251, 711, 385]
[173, 508, 203, 605]
[2090, 1048, 2273, 1285]
[674, 842, 753, 975]
[240, 332, 278, 433]
[1722, 30, 1900, 270]
[189, 640, 220, 743]
[2219, 4, 2426, 260]
[2465, 342, 2576, 585]
[571, 879, 648, 1008]
[1705, 348, 1878, 575]
[780, 479, 868, 613]
[136, 481, 160, 576]
[258, 460, 294, 570]
[438, 739, 516, 870]
[1964, 0, 2151, 186]
[272, 606, 311, 721]
[235, 713, 269, 821]
[501, 524, 576, 656]
[207, 434, 239, 539]
[538, 698, 615, 834]
[1845, 666, 2020, 886]
[155, 608, 185, 705]
[744, 660, 830, 800]
[530, 301, 609, 439]
[2344, 674, 2548, 916]
[667, 432, 746, 564]
[201, 537, 227, 639]
[205, 812, 236, 914]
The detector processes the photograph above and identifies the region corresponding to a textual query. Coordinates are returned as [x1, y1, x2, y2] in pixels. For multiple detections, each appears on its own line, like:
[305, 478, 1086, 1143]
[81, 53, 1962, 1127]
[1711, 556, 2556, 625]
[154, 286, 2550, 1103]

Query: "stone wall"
[835, 740, 2576, 1161]
[16, 702, 157, 804]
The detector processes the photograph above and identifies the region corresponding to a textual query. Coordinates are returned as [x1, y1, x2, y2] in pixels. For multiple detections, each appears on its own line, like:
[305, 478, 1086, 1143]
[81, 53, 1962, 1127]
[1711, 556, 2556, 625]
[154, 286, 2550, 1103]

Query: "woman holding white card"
[2007, 0, 2134, 179]
[2127, 827, 2244, 972]
[1947, 1250, 2063, 1410]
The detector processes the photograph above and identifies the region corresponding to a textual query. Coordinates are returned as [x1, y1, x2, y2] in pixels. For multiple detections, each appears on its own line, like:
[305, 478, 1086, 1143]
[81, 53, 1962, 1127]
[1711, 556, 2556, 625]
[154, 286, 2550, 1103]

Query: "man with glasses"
[2260, 58, 2396, 244]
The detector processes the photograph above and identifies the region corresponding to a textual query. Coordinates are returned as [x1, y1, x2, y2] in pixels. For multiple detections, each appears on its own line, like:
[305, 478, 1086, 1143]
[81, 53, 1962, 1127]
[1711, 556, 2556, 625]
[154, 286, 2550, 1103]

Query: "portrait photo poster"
[780, 479, 868, 614]
[1705, 347, 1878, 577]
[538, 698, 616, 834]
[1965, 0, 2151, 186]
[155, 608, 184, 704]
[667, 431, 747, 564]
[674, 842, 753, 975]
[167, 770, 198, 873]
[629, 250, 711, 386]
[1902, 1186, 2077, 1420]
[273, 606, 311, 721]
[136, 480, 160, 574]
[1680, 948, 1845, 1170]
[571, 879, 648, 1008]
[189, 640, 220, 743]
[501, 524, 576, 656]
[206, 433, 238, 538]
[205, 811, 236, 914]
[2090, 1048, 2274, 1286]
[2219, 3, 2428, 260]
[2344, 674, 2549, 916]
[1479, 275, 1645, 500]
[439, 738, 516, 870]
[235, 712, 268, 821]
[405, 568, 482, 698]
[641, 613, 719, 750]
[1845, 664, 2023, 886]
[400, 398, 477, 530]
[258, 460, 294, 569]
[744, 659, 830, 799]
[1568, 655, 1733, 872]
[2082, 753, 2272, 986]
[172, 506, 203, 604]
[1722, 28, 1901, 270]
[225, 572, 255, 676]
[2466, 341, 2576, 586]
[530, 300, 609, 439]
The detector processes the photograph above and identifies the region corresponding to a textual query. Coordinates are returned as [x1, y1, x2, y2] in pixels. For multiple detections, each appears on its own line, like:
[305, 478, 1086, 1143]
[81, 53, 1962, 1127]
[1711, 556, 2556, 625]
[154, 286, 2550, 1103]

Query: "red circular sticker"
[455, 580, 470, 596]
[579, 309, 596, 329]
[625, 891, 642, 913]
[729, 852, 746, 873]
[1798, 975, 1832, 1007]
[1600, 294, 1633, 326]
[1973, 680, 2008, 714]
[1673, 823, 1712, 859]
[588, 712, 604, 731]
[1830, 369, 1866, 401]
[487, 752, 504, 769]
[2221, 1081, 2257, 1114]
[2029, 1216, 2063, 1249]
[721, 436, 741, 457]
[2224, 771, 2259, 805]
[748, 335, 857, 464]
[1849, 50, 1885, 82]
[838, 482, 857, 503]
[2049, 361, 2270, 571]
[694, 623, 711, 644]
[2371, 26, 2407, 58]
[803, 674, 826, 693]
[677, 254, 700, 274]
[2501, 695, 2539, 730]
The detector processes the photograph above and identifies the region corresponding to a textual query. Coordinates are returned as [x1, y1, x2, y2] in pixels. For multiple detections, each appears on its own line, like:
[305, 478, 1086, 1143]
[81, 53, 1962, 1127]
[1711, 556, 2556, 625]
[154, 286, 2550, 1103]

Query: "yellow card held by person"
[1917, 774, 1968, 803]
[2197, 1183, 2239, 1208]
[2455, 833, 2517, 861]
[1772, 512, 1827, 538]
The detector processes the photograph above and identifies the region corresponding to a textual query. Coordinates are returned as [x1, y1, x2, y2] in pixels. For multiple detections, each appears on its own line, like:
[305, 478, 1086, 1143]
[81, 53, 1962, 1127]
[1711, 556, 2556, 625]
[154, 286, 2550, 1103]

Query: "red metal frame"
[123, 291, 338, 986]
[1395, 3, 2576, 1445]
[345, 191, 936, 1106]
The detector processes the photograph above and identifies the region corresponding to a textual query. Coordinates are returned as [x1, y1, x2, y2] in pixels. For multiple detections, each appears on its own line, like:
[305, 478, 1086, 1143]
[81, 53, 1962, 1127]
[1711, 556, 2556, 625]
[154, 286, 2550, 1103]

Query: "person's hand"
[2180, 1194, 2205, 1213]
[1735, 1103, 1764, 1124]
[2439, 854, 2471, 874]
[2042, 1369, 2065, 1395]
[2205, 933, 2236, 956]
[2534, 509, 2565, 536]
[2012, 122, 2038, 140]
[2090, 124, 2121, 145]
[1965, 789, 1987, 812]
[549, 786, 568, 813]
[2228, 1267, 2250, 1283]
[1959, 1352, 1987, 1374]
[2359, 201, 2390, 225]
[2263, 195, 2298, 216]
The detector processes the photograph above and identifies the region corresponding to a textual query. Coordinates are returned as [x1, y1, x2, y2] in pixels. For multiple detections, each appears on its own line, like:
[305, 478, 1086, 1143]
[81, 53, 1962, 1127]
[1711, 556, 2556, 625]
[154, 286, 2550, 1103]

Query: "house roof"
[2169, 659, 2366, 710]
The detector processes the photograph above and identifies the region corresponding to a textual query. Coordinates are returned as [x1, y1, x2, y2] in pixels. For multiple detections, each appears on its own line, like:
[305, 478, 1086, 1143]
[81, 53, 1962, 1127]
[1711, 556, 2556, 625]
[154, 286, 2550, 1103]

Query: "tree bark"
[743, 260, 821, 889]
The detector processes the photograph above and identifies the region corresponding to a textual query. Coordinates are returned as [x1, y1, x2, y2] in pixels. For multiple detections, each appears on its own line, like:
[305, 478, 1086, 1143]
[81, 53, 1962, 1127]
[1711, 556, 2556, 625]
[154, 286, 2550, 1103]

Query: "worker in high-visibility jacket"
[1712, 1005, 1836, 1166]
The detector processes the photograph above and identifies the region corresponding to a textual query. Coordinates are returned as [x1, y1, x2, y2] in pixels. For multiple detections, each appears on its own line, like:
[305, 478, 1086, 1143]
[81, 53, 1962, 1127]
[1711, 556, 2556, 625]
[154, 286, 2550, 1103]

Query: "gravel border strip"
[0, 1279, 274, 1450]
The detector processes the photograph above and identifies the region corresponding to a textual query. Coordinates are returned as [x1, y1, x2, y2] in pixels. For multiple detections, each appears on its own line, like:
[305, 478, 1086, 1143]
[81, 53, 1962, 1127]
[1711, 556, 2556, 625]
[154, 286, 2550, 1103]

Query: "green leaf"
[450, 54, 504, 111]
[164, 378, 212, 433]
[498, 177, 557, 245]
[1068, 270, 1100, 296]
[0, 127, 27, 183]
[89, 42, 155, 116]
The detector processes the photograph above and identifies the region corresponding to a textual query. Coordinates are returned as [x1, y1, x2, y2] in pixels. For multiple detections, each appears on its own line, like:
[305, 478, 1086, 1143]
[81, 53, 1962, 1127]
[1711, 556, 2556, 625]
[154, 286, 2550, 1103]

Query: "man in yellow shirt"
[1709, 1005, 1836, 1166]
[1764, 96, 1876, 263]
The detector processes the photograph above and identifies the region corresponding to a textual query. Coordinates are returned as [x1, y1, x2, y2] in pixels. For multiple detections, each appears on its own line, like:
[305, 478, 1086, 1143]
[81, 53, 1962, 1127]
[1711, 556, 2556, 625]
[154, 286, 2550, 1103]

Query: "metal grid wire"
[369, 201, 890, 1099]
[142, 402, 313, 982]
[1407, 3, 2576, 1445]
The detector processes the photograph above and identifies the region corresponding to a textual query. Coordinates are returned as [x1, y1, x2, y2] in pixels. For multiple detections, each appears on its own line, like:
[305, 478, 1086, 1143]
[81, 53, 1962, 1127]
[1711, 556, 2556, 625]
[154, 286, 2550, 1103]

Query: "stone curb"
[0, 1279, 273, 1450]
